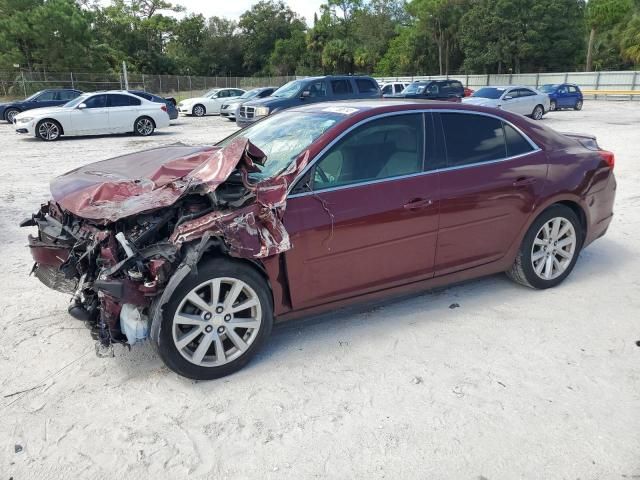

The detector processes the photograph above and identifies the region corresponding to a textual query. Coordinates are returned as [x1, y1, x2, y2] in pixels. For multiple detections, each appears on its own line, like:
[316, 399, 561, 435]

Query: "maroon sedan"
[22, 100, 616, 379]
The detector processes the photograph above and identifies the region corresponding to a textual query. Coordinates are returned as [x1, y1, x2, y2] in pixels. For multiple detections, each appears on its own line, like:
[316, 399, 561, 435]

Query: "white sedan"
[462, 86, 550, 120]
[177, 88, 245, 116]
[14, 91, 170, 141]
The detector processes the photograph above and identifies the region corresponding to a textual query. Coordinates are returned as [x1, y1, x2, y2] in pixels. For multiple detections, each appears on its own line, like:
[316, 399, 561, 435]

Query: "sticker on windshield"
[322, 106, 359, 115]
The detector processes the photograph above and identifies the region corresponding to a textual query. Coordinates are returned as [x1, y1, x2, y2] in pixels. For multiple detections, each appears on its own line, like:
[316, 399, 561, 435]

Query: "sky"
[174, 0, 325, 25]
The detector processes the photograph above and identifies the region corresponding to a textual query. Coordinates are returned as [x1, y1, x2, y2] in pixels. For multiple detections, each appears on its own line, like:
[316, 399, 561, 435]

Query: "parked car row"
[1, 79, 585, 141]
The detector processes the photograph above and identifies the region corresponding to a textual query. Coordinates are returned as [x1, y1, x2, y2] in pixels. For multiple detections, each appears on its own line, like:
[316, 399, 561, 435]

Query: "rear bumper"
[584, 174, 617, 248]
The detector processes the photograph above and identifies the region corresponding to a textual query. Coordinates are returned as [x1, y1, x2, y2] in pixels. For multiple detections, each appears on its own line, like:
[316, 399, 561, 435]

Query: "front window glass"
[24, 91, 43, 101]
[217, 110, 345, 180]
[472, 87, 506, 99]
[313, 114, 424, 190]
[36, 91, 56, 101]
[84, 94, 107, 109]
[204, 89, 220, 98]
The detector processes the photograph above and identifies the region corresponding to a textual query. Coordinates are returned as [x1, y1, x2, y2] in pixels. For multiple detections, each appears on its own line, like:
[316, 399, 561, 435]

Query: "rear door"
[283, 112, 441, 309]
[434, 112, 547, 274]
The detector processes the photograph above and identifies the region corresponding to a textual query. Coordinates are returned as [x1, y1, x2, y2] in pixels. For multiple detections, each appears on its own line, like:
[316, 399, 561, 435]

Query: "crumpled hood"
[50, 139, 267, 223]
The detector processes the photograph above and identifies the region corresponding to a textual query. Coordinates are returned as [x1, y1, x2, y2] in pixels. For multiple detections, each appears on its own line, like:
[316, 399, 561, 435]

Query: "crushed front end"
[22, 138, 304, 355]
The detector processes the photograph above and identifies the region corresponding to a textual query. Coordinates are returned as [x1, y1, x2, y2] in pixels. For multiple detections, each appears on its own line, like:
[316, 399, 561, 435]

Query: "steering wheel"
[315, 164, 331, 185]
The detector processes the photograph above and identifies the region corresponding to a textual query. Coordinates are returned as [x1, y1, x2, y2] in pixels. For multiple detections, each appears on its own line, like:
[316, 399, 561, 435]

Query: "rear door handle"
[513, 176, 537, 187]
[403, 198, 433, 210]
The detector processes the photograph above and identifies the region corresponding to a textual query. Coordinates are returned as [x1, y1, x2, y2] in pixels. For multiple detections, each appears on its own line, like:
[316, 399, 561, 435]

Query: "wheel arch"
[193, 103, 206, 115]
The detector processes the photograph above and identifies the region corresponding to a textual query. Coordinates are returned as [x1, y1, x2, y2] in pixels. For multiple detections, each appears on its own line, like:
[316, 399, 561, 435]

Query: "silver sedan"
[462, 86, 550, 120]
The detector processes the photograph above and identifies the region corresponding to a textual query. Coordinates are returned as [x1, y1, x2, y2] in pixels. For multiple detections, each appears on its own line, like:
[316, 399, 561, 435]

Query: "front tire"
[507, 205, 583, 289]
[134, 116, 155, 136]
[36, 119, 62, 141]
[531, 104, 544, 120]
[192, 104, 206, 117]
[158, 257, 273, 380]
[5, 108, 20, 123]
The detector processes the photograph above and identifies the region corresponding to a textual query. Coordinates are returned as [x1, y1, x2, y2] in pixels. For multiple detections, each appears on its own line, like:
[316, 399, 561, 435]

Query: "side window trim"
[288, 109, 541, 197]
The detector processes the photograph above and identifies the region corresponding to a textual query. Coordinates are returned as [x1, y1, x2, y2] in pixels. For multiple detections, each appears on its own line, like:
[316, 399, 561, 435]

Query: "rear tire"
[192, 104, 206, 117]
[574, 100, 583, 111]
[5, 108, 20, 123]
[157, 257, 273, 380]
[134, 116, 155, 136]
[507, 205, 583, 289]
[549, 100, 557, 111]
[531, 104, 544, 120]
[36, 119, 62, 141]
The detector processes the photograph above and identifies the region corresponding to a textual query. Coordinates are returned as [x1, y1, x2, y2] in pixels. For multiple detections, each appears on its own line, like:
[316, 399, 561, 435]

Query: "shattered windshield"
[217, 110, 345, 180]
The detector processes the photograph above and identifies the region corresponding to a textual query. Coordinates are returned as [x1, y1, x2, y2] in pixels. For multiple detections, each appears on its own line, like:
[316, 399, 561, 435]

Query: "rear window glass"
[356, 79, 378, 93]
[441, 113, 506, 167]
[108, 94, 140, 107]
[331, 80, 353, 95]
[504, 124, 534, 157]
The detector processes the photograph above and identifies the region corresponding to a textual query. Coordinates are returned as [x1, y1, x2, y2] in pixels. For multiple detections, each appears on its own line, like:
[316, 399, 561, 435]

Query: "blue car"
[0, 88, 83, 123]
[540, 83, 584, 111]
[128, 90, 179, 120]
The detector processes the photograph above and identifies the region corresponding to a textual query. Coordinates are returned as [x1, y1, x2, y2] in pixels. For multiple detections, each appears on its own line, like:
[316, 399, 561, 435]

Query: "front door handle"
[403, 198, 433, 210]
[513, 176, 537, 187]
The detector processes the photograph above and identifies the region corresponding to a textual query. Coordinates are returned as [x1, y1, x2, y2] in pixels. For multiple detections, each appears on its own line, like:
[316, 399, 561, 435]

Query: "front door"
[283, 112, 440, 310]
[69, 94, 109, 135]
[434, 112, 548, 275]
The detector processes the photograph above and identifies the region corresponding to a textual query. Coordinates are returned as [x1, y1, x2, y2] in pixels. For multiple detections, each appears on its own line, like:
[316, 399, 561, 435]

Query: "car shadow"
[18, 131, 177, 142]
[108, 236, 629, 384]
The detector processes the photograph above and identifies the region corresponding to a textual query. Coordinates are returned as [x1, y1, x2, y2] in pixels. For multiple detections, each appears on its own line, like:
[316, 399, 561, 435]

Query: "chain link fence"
[0, 71, 300, 100]
[2, 70, 639, 101]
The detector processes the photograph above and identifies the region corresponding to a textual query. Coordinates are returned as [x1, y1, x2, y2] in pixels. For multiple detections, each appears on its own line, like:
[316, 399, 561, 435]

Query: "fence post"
[486, 74, 490, 86]
[564, 72, 569, 83]
[631, 71, 638, 101]
[70, 72, 74, 89]
[177, 76, 180, 95]
[594, 71, 601, 100]
[21, 70, 27, 97]
[188, 75, 192, 97]
[535, 73, 539, 88]
[142, 73, 145, 91]
[158, 75, 162, 93]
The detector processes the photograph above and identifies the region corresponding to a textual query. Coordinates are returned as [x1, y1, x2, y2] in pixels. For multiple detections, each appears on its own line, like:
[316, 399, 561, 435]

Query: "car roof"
[288, 99, 511, 116]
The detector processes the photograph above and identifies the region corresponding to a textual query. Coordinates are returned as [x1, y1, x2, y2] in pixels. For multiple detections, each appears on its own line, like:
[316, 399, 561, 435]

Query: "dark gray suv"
[236, 75, 381, 127]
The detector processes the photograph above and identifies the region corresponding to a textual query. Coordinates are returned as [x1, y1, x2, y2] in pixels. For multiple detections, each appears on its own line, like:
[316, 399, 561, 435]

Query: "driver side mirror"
[77, 103, 87, 110]
[300, 90, 310, 99]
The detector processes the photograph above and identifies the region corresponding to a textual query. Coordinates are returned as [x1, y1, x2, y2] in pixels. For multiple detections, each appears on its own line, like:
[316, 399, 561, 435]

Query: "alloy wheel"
[172, 277, 262, 367]
[38, 121, 60, 141]
[6, 109, 19, 123]
[550, 101, 557, 111]
[193, 105, 205, 116]
[533, 106, 544, 120]
[530, 217, 577, 281]
[136, 118, 154, 136]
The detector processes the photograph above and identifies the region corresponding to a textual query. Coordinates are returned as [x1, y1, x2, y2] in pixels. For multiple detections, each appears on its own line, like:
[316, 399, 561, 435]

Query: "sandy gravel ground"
[0, 103, 638, 480]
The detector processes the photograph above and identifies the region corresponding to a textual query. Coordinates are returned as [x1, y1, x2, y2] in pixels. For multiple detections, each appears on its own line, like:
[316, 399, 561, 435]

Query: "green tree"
[238, 0, 306, 74]
[620, 14, 640, 65]
[585, 0, 633, 70]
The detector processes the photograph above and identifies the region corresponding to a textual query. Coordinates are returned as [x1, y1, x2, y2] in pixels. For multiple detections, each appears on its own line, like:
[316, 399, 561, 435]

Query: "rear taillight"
[161, 105, 167, 112]
[598, 150, 615, 169]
